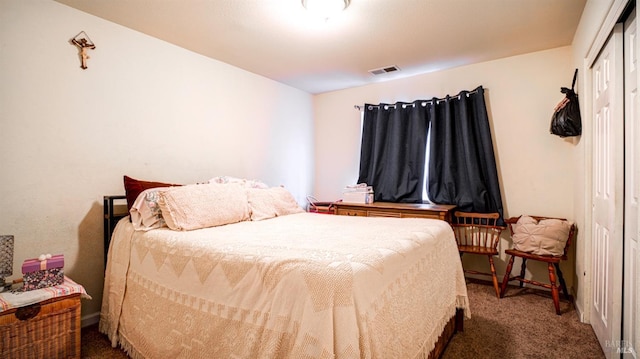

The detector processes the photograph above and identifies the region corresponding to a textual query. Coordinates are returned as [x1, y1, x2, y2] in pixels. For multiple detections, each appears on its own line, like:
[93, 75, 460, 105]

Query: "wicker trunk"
[0, 293, 81, 359]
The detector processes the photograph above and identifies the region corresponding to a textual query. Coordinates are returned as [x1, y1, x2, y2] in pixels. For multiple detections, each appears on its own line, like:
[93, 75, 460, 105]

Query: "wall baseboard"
[574, 299, 586, 323]
[82, 311, 100, 328]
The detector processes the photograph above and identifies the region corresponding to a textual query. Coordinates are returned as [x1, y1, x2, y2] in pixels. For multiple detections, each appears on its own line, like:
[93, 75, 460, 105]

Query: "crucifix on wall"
[71, 31, 96, 70]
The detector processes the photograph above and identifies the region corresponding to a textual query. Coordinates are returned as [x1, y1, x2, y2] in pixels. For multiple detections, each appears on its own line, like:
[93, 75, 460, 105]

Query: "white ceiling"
[55, 0, 587, 94]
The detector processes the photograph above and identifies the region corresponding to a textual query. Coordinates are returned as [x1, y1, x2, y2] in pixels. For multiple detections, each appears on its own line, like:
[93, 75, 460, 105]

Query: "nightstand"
[0, 277, 89, 359]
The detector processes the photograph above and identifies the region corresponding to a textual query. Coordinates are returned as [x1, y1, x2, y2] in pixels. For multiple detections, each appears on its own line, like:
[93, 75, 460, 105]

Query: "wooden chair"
[499, 215, 576, 315]
[451, 212, 506, 298]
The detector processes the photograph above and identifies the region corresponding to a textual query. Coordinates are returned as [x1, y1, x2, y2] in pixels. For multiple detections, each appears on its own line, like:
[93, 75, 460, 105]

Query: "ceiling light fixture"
[302, 0, 351, 20]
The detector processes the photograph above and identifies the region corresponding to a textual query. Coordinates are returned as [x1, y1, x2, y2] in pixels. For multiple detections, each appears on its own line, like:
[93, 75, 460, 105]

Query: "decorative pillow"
[208, 176, 269, 189]
[158, 183, 250, 231]
[511, 216, 573, 256]
[124, 175, 180, 212]
[247, 186, 304, 221]
[130, 188, 168, 231]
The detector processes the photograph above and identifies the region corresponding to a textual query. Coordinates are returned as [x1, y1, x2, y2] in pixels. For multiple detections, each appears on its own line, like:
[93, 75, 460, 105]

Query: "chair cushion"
[511, 216, 573, 256]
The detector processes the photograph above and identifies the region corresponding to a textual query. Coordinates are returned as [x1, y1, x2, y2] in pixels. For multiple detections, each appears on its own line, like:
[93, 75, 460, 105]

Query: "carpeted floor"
[81, 281, 605, 358]
[80, 324, 129, 359]
[442, 280, 604, 359]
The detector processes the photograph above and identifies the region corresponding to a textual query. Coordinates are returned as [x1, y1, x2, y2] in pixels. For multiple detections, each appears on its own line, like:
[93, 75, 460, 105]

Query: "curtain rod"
[353, 87, 482, 111]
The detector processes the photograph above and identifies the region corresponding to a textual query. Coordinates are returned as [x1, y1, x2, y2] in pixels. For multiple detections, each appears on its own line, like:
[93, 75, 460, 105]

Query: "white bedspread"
[100, 213, 469, 359]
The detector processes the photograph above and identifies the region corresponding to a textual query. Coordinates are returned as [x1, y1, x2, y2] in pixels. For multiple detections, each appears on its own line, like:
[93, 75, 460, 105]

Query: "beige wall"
[313, 46, 577, 286]
[0, 1, 314, 320]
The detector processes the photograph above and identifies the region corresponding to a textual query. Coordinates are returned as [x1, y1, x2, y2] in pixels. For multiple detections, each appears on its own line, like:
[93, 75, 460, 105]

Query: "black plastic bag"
[550, 69, 582, 137]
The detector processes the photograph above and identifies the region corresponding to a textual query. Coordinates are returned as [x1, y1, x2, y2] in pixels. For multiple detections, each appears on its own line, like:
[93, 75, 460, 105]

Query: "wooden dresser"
[334, 202, 456, 222]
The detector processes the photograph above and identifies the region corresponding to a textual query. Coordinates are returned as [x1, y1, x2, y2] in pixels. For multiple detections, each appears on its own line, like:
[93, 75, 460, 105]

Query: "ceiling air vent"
[369, 65, 400, 75]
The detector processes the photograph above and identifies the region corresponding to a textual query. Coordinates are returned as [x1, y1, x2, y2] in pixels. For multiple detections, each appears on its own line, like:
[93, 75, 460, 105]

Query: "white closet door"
[624, 8, 640, 358]
[591, 23, 624, 359]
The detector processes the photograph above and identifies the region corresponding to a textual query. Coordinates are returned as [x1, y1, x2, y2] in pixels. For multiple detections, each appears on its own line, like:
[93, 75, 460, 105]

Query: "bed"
[99, 178, 470, 359]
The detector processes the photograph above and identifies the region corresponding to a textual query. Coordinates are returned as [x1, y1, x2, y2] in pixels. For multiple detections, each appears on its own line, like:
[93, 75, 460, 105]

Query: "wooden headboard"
[103, 195, 128, 265]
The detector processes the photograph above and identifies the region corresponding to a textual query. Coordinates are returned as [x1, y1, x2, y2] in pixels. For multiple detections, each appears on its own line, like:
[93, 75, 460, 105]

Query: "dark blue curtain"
[357, 86, 504, 223]
[357, 100, 428, 203]
[427, 86, 504, 223]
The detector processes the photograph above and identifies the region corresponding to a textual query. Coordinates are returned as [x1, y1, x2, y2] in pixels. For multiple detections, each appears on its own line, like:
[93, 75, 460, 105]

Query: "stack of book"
[342, 184, 374, 204]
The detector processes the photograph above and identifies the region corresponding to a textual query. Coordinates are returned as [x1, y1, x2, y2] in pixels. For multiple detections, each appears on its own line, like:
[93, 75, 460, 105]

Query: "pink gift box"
[22, 254, 64, 274]
[22, 268, 64, 291]
[21, 255, 65, 291]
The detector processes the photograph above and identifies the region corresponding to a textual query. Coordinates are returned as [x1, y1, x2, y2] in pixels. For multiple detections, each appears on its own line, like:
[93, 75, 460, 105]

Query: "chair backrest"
[451, 211, 505, 249]
[505, 215, 576, 258]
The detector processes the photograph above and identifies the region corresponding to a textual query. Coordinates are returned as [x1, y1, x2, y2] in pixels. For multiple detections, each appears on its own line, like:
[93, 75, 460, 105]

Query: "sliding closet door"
[591, 23, 624, 359]
[624, 8, 640, 358]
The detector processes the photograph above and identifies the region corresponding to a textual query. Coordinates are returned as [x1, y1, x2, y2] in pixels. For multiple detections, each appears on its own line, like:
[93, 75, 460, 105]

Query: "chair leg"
[548, 263, 561, 315]
[488, 256, 500, 298]
[518, 258, 527, 288]
[500, 255, 515, 298]
[554, 263, 570, 300]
